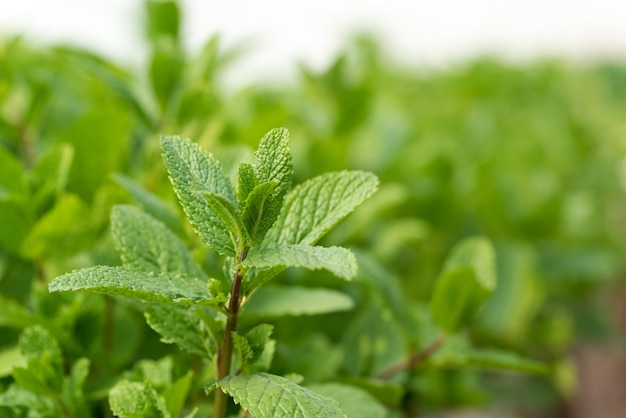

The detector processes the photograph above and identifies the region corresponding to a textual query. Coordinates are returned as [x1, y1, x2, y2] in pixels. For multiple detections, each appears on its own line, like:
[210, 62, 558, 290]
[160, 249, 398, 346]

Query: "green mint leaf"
[430, 236, 497, 332]
[203, 192, 249, 253]
[237, 163, 258, 209]
[114, 174, 184, 236]
[49, 266, 214, 305]
[430, 336, 547, 373]
[254, 127, 293, 198]
[216, 373, 346, 418]
[263, 171, 378, 246]
[243, 245, 357, 288]
[232, 332, 254, 366]
[162, 371, 194, 418]
[0, 384, 56, 414]
[245, 324, 273, 366]
[63, 358, 91, 417]
[308, 383, 387, 418]
[0, 346, 25, 378]
[12, 326, 64, 396]
[111, 205, 205, 278]
[242, 181, 279, 243]
[145, 304, 216, 356]
[241, 285, 354, 318]
[161, 135, 237, 256]
[109, 380, 169, 418]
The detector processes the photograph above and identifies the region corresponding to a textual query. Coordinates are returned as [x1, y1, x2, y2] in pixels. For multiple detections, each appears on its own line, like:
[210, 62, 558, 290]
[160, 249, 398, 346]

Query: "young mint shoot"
[49, 128, 379, 418]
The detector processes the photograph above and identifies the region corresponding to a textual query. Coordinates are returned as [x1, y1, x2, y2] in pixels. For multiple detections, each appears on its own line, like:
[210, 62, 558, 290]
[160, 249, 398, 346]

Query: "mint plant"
[48, 128, 379, 417]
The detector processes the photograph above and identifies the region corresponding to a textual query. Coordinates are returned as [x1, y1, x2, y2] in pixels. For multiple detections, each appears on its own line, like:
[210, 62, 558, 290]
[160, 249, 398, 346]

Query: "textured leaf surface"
[237, 162, 258, 209]
[430, 236, 496, 332]
[111, 205, 205, 278]
[203, 192, 248, 252]
[109, 380, 169, 418]
[263, 171, 378, 246]
[254, 128, 292, 197]
[216, 373, 346, 418]
[308, 383, 387, 418]
[242, 286, 354, 318]
[161, 135, 236, 256]
[12, 326, 64, 397]
[49, 266, 213, 305]
[244, 245, 357, 281]
[145, 304, 215, 356]
[242, 181, 278, 243]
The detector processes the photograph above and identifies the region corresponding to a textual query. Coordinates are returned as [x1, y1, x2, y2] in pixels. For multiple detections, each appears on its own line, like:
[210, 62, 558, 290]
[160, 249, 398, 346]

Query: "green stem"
[375, 334, 447, 380]
[213, 251, 247, 418]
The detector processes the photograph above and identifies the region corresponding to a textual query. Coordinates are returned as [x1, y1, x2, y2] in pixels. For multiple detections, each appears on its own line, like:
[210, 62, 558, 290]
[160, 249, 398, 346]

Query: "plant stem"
[375, 334, 447, 380]
[213, 251, 247, 418]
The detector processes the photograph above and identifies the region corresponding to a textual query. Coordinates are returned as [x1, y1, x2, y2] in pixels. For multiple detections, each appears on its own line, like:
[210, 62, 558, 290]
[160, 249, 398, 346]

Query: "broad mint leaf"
[430, 236, 497, 332]
[243, 245, 357, 290]
[241, 285, 354, 318]
[145, 304, 216, 356]
[216, 373, 346, 418]
[111, 205, 205, 278]
[263, 171, 378, 246]
[109, 380, 169, 418]
[308, 383, 387, 418]
[161, 135, 236, 256]
[49, 266, 214, 305]
[242, 181, 278, 243]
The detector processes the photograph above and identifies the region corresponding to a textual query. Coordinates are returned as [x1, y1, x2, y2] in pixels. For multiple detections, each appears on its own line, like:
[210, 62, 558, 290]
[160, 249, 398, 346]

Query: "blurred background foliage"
[2, 0, 626, 417]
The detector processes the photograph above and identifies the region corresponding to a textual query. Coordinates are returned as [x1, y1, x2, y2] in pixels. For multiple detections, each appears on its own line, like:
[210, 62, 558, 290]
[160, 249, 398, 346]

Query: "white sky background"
[2, 0, 626, 86]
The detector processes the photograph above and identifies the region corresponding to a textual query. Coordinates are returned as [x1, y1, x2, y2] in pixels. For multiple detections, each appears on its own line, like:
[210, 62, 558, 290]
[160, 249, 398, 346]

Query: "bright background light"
[2, 0, 626, 85]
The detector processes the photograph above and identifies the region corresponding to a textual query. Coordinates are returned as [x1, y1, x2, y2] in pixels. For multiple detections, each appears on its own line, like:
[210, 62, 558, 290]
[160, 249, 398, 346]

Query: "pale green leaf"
[203, 192, 248, 252]
[242, 286, 354, 318]
[49, 266, 214, 305]
[263, 171, 378, 246]
[114, 174, 184, 235]
[216, 373, 346, 418]
[13, 326, 64, 396]
[237, 162, 257, 209]
[0, 384, 56, 414]
[63, 358, 90, 417]
[430, 336, 547, 374]
[0, 346, 25, 377]
[111, 205, 205, 278]
[244, 245, 357, 285]
[430, 236, 497, 332]
[242, 181, 278, 243]
[161, 135, 236, 256]
[145, 304, 215, 356]
[308, 383, 387, 418]
[109, 380, 170, 418]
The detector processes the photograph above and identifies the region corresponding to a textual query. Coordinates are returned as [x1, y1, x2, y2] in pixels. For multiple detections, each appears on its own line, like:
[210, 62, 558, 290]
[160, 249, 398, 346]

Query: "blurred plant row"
[2, 0, 626, 416]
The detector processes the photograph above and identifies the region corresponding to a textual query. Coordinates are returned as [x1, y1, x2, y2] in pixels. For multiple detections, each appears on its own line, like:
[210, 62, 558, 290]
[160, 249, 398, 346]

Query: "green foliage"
[215, 373, 346, 417]
[3, 1, 622, 416]
[430, 236, 496, 332]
